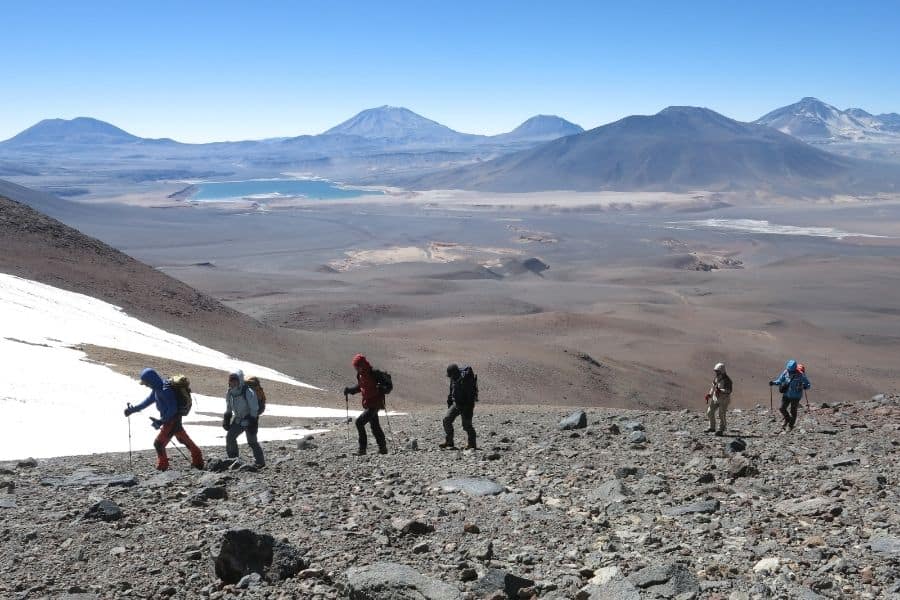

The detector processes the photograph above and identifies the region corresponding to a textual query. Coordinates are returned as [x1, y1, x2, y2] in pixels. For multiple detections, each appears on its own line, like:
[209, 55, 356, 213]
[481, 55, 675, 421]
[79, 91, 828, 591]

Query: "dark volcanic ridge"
[405, 106, 900, 195]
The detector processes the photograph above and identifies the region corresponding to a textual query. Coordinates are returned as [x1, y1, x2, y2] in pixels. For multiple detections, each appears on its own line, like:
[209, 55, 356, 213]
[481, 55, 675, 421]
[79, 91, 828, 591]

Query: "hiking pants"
[706, 393, 730, 433]
[443, 403, 476, 447]
[154, 417, 204, 471]
[226, 419, 266, 466]
[780, 396, 801, 429]
[356, 407, 387, 451]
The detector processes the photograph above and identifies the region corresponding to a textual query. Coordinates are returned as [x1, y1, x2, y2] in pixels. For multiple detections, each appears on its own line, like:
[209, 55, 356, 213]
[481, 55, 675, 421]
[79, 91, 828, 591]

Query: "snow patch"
[0, 273, 348, 460]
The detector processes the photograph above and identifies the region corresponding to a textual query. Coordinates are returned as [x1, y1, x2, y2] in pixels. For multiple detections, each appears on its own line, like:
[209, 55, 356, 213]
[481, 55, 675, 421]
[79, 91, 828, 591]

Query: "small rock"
[412, 541, 430, 554]
[464, 523, 480, 534]
[753, 557, 780, 573]
[200, 486, 228, 500]
[84, 499, 123, 522]
[475, 540, 494, 561]
[299, 567, 326, 580]
[346, 562, 461, 599]
[726, 438, 747, 453]
[860, 566, 874, 584]
[628, 430, 647, 444]
[407, 439, 419, 450]
[559, 410, 587, 430]
[438, 477, 505, 497]
[662, 499, 719, 516]
[460, 567, 478, 582]
[237, 572, 262, 589]
[279, 507, 293, 518]
[392, 518, 434, 536]
[17, 458, 38, 469]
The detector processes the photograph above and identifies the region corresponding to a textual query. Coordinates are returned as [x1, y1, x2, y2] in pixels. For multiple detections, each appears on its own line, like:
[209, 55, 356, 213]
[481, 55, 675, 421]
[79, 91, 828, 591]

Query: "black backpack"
[458, 366, 478, 403]
[373, 369, 393, 395]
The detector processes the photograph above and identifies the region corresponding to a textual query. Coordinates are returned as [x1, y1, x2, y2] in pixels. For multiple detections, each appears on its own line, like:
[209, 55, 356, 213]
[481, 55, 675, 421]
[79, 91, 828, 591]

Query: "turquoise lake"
[191, 179, 381, 201]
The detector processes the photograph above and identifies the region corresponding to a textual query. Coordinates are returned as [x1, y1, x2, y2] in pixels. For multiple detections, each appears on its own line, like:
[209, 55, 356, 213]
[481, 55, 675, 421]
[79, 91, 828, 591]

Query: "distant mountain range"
[0, 107, 583, 149]
[408, 106, 900, 194]
[2, 101, 898, 196]
[756, 97, 900, 143]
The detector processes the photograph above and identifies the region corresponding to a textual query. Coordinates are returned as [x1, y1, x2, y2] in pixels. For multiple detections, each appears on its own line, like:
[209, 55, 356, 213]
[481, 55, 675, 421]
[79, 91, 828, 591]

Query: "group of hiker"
[124, 353, 809, 472]
[704, 359, 812, 436]
[124, 367, 267, 472]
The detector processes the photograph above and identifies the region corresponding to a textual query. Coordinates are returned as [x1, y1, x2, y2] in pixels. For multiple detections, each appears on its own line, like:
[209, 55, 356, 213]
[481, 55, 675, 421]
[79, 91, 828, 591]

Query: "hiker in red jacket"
[343, 354, 388, 455]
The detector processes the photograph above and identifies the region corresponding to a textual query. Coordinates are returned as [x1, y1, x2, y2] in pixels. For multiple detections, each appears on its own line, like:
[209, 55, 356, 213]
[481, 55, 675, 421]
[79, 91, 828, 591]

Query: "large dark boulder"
[214, 529, 306, 583]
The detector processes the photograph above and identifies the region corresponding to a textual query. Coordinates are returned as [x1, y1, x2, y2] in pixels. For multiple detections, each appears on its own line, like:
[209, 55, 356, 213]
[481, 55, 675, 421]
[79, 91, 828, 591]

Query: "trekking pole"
[769, 386, 773, 414]
[805, 390, 810, 410]
[344, 393, 351, 441]
[383, 401, 397, 453]
[126, 403, 133, 470]
[169, 439, 189, 463]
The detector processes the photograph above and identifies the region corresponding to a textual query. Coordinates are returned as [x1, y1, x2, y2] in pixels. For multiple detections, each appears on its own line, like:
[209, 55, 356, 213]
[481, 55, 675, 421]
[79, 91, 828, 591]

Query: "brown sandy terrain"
[4, 189, 899, 413]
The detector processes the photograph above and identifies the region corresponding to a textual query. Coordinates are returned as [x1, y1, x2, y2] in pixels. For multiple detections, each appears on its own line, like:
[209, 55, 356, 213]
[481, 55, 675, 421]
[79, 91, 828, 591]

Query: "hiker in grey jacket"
[223, 369, 265, 467]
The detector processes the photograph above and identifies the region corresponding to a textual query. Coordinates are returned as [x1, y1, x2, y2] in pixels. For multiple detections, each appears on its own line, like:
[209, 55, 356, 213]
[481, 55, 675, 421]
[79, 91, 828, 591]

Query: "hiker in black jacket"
[440, 364, 477, 450]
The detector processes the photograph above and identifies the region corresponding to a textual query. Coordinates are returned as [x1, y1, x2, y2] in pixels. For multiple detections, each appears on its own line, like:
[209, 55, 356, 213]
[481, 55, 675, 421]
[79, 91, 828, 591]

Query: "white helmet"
[714, 362, 726, 372]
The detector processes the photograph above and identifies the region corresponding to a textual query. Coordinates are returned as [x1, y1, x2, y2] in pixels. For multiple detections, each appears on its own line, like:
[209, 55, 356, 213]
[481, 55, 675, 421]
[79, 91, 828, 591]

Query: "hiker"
[124, 368, 204, 471]
[343, 354, 388, 455]
[223, 370, 265, 467]
[441, 364, 478, 449]
[770, 359, 811, 431]
[705, 362, 733, 436]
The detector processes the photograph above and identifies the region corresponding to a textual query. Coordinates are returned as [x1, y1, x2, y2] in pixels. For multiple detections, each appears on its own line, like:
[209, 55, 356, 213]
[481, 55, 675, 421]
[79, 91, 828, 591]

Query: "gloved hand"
[704, 393, 711, 402]
[343, 387, 351, 396]
[769, 381, 777, 386]
[223, 411, 232, 431]
[124, 406, 135, 417]
[150, 417, 163, 430]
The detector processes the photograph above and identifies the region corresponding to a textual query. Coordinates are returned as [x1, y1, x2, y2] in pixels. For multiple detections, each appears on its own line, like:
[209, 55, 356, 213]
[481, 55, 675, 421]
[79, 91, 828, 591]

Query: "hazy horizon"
[2, 0, 900, 143]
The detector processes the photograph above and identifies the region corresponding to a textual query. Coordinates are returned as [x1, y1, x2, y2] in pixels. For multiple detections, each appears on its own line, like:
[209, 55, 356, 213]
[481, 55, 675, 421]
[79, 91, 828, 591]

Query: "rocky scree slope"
[1, 395, 898, 599]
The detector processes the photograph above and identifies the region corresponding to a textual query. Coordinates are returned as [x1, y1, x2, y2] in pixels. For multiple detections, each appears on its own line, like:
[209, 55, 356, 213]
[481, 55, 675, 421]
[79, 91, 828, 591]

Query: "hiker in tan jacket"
[705, 362, 733, 436]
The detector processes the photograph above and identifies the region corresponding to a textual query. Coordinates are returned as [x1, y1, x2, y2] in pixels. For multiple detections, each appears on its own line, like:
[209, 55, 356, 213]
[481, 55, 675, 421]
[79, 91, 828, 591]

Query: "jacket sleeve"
[224, 392, 233, 414]
[772, 371, 788, 386]
[802, 374, 811, 390]
[246, 387, 260, 418]
[132, 392, 155, 413]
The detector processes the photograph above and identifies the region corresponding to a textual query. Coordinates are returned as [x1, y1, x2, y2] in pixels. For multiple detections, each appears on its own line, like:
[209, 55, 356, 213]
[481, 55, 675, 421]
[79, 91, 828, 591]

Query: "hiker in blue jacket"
[124, 368, 204, 470]
[769, 359, 811, 431]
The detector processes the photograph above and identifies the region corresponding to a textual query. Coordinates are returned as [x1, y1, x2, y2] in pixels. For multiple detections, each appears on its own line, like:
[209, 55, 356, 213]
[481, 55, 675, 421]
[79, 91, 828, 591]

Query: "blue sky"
[2, 0, 899, 143]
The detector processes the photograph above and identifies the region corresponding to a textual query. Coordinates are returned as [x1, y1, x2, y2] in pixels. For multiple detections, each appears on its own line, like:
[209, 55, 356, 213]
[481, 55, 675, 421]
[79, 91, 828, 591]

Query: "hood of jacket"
[229, 369, 245, 392]
[140, 368, 164, 390]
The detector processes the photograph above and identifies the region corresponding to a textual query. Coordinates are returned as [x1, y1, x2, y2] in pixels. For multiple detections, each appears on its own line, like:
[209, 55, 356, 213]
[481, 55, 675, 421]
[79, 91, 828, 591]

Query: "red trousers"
[153, 417, 204, 470]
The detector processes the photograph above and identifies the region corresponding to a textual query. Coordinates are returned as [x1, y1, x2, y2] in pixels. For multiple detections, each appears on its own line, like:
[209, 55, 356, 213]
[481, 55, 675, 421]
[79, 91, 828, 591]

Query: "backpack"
[373, 369, 393, 395]
[167, 375, 193, 416]
[458, 366, 479, 403]
[787, 372, 805, 396]
[244, 376, 267, 415]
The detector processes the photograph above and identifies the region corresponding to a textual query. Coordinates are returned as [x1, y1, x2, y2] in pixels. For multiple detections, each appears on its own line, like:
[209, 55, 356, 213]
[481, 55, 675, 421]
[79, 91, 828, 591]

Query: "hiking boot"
[191, 461, 205, 470]
[355, 448, 367, 456]
[378, 446, 388, 455]
[439, 441, 455, 449]
[714, 431, 724, 437]
[704, 428, 715, 433]
[465, 444, 477, 450]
